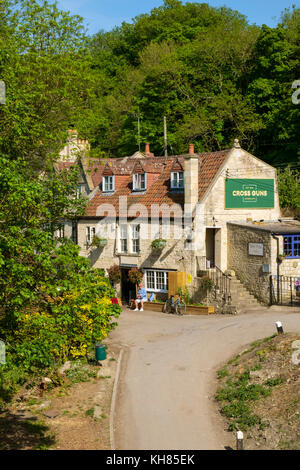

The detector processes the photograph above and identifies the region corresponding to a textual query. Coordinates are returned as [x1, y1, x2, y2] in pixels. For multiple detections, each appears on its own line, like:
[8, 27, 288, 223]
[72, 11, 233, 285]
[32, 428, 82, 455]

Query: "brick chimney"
[184, 143, 198, 213]
[189, 143, 194, 155]
[145, 142, 154, 157]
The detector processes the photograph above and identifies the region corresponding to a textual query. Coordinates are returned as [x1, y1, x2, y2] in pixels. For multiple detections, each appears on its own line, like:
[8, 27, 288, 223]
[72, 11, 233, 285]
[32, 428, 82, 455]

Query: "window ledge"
[146, 289, 168, 293]
[170, 188, 184, 193]
[101, 191, 115, 196]
[115, 252, 141, 257]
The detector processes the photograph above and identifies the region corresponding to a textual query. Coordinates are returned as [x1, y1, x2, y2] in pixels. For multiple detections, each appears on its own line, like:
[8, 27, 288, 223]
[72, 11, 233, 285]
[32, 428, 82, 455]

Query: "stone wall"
[227, 223, 272, 303]
[197, 147, 281, 271]
[77, 217, 196, 287]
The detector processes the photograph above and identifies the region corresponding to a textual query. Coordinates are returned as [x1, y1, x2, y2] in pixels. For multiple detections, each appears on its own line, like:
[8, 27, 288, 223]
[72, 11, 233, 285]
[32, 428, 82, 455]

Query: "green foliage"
[151, 238, 167, 249]
[217, 363, 285, 431]
[1, 0, 300, 169]
[0, 156, 121, 408]
[65, 361, 98, 385]
[216, 369, 271, 431]
[176, 286, 192, 305]
[277, 167, 300, 208]
[217, 367, 229, 379]
[199, 276, 214, 292]
[91, 235, 107, 247]
[264, 377, 284, 387]
[0, 0, 92, 168]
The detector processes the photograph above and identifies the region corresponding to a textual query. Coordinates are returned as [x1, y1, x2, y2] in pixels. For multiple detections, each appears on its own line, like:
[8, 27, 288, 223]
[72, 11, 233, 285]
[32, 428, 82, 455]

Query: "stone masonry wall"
[227, 223, 272, 303]
[77, 218, 196, 290]
[198, 147, 281, 271]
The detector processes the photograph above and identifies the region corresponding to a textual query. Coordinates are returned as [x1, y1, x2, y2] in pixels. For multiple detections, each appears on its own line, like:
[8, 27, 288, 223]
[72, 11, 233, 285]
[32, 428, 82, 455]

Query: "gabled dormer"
[170, 158, 184, 190]
[102, 163, 115, 193]
[132, 161, 146, 191]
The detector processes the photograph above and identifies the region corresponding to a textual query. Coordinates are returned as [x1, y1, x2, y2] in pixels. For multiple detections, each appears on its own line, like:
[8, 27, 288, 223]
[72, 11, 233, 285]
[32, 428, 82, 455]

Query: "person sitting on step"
[134, 283, 147, 311]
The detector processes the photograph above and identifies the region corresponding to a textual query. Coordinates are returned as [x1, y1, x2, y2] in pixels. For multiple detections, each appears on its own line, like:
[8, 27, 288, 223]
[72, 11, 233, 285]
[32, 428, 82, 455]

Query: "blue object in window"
[283, 235, 300, 258]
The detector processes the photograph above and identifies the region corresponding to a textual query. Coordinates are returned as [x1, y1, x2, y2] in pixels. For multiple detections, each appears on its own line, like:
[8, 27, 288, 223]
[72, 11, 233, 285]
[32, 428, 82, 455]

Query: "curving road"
[109, 308, 300, 450]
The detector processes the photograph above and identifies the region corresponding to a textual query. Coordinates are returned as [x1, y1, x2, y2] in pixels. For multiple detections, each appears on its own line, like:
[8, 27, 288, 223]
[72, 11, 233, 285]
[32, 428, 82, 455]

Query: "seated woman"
[134, 283, 147, 311]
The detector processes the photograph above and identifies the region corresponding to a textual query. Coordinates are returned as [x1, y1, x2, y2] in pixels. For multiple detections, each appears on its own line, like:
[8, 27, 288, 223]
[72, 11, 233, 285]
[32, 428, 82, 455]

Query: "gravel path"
[109, 308, 300, 450]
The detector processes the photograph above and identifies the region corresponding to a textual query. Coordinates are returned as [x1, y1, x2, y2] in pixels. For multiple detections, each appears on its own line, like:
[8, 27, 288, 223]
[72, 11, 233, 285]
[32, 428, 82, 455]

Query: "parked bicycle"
[163, 295, 186, 315]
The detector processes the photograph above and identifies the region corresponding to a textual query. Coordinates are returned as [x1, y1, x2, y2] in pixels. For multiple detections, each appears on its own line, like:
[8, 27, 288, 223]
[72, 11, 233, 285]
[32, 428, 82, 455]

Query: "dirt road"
[109, 308, 300, 450]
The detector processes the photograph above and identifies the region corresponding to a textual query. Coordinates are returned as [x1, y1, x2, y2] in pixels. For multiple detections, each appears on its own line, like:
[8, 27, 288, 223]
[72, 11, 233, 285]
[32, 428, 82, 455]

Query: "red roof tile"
[84, 150, 230, 217]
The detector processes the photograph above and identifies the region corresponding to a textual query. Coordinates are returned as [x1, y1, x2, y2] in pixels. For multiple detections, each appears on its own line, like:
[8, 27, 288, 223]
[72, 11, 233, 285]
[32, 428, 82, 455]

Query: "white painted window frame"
[86, 226, 96, 244]
[119, 224, 128, 253]
[131, 224, 140, 254]
[133, 173, 146, 191]
[145, 270, 168, 293]
[171, 171, 184, 189]
[102, 175, 114, 192]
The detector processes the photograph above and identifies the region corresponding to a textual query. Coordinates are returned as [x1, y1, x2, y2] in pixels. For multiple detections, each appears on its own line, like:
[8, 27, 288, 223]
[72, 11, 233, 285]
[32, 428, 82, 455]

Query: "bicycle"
[163, 295, 186, 315]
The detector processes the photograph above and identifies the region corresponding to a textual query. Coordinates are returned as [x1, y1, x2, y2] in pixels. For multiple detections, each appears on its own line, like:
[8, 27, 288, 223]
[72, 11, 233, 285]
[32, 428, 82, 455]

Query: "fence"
[270, 275, 300, 306]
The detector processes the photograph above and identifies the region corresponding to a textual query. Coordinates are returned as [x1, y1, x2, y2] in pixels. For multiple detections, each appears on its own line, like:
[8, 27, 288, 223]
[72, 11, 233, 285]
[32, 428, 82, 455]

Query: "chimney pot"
[189, 143, 194, 155]
[145, 143, 150, 154]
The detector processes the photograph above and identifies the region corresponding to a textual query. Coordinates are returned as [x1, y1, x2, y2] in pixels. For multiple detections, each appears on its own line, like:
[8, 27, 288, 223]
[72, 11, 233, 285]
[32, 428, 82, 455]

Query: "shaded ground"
[0, 410, 55, 450]
[216, 333, 300, 450]
[0, 345, 119, 450]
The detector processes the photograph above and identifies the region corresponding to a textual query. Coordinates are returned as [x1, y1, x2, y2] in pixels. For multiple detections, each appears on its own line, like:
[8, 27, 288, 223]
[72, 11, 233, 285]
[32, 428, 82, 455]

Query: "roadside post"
[276, 321, 284, 334]
[236, 431, 244, 450]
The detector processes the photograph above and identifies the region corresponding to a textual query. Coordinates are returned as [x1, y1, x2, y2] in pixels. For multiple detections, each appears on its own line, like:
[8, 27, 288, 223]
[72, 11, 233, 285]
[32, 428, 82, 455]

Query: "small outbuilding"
[227, 220, 300, 304]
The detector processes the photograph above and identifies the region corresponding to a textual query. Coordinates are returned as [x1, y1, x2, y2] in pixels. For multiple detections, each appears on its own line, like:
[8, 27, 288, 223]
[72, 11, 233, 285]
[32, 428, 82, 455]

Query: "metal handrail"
[209, 265, 232, 304]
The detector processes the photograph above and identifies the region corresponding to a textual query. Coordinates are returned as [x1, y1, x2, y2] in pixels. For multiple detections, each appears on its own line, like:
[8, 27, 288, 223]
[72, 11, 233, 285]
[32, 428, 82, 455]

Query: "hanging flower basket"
[277, 254, 286, 263]
[107, 264, 121, 284]
[128, 267, 144, 285]
[151, 238, 167, 250]
[92, 235, 107, 247]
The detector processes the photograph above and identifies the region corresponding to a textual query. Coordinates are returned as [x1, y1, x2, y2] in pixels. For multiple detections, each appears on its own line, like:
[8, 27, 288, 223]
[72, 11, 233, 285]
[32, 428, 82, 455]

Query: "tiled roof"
[84, 150, 230, 217]
[55, 161, 77, 171]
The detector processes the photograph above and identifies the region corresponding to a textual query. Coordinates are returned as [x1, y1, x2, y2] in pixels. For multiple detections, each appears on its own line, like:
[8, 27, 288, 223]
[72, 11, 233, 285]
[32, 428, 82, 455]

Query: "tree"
[0, 0, 93, 169]
[247, 12, 300, 164]
[277, 167, 300, 210]
[0, 155, 121, 406]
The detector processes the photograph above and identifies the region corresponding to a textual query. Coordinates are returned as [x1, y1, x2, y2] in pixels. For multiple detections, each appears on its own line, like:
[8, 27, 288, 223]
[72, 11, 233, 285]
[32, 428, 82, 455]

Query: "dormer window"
[133, 173, 146, 191]
[102, 175, 114, 192]
[171, 171, 184, 189]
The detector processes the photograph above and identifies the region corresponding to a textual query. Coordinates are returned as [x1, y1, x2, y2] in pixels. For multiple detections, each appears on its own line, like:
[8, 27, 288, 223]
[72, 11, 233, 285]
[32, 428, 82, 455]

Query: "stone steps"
[229, 276, 264, 314]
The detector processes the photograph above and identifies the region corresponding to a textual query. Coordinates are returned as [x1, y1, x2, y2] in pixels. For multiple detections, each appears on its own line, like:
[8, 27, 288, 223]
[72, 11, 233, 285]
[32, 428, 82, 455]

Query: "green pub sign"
[225, 179, 274, 209]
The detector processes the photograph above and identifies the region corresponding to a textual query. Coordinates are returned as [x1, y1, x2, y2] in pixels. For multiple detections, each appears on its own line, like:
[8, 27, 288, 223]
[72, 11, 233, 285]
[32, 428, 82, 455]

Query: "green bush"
[0, 156, 121, 408]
